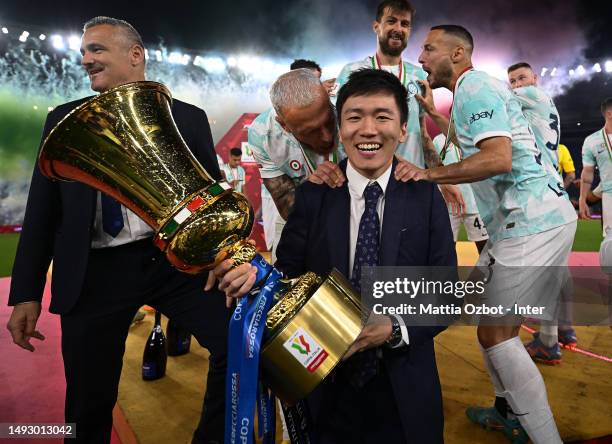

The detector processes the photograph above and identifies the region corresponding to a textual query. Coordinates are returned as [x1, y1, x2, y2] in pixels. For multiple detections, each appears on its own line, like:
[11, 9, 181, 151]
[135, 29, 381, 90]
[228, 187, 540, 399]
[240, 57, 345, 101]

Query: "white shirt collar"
[346, 160, 393, 199]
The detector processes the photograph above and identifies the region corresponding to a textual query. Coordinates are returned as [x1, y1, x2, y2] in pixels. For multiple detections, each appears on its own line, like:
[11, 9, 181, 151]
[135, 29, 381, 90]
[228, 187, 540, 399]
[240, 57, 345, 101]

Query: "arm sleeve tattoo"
[264, 175, 296, 220]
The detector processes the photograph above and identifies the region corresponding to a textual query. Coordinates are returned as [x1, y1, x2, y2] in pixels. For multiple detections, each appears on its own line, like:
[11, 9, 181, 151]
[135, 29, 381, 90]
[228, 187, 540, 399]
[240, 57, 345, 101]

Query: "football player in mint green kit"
[315, 0, 466, 215]
[579, 98, 612, 232]
[508, 62, 562, 182]
[404, 25, 577, 444]
[249, 67, 347, 277]
[331, 0, 427, 168]
[508, 61, 578, 364]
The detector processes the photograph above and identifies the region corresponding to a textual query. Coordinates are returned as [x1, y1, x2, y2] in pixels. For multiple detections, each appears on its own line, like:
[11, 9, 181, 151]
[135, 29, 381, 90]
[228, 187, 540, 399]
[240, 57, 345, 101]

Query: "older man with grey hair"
[6, 16, 229, 444]
[248, 68, 345, 258]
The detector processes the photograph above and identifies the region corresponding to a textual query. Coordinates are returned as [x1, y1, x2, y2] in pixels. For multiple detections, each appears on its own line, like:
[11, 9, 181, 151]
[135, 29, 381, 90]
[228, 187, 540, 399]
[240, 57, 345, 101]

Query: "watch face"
[387, 317, 402, 346]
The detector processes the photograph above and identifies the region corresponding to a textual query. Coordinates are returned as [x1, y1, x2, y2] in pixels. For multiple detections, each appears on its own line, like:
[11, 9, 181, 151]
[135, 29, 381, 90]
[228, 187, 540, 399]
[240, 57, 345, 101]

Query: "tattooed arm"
[264, 174, 296, 221]
[421, 116, 443, 168]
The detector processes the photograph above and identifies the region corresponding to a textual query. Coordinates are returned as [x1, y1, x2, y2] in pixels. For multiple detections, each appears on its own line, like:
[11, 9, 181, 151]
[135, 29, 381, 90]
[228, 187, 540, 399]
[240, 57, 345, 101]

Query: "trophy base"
[260, 269, 364, 404]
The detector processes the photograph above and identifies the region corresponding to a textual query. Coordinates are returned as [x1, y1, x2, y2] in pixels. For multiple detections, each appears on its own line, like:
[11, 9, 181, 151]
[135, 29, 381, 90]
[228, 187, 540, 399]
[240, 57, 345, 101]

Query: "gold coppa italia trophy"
[39, 82, 364, 422]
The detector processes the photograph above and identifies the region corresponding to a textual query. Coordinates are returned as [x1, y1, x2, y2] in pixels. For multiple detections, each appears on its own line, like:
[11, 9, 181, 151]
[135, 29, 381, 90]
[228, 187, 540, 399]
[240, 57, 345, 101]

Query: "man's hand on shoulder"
[308, 161, 346, 188]
[6, 302, 45, 352]
[394, 158, 430, 182]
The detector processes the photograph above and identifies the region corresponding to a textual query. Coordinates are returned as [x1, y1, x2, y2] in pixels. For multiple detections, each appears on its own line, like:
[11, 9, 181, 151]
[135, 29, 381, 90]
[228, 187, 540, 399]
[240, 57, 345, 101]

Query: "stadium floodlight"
[540, 67, 548, 77]
[605, 61, 612, 73]
[168, 51, 182, 64]
[39, 33, 46, 40]
[168, 51, 189, 65]
[550, 67, 557, 76]
[569, 69, 575, 76]
[19, 31, 29, 42]
[237, 55, 257, 71]
[68, 35, 80, 51]
[258, 59, 286, 79]
[1, 27, 8, 34]
[593, 63, 602, 73]
[576, 65, 585, 76]
[51, 34, 65, 50]
[194, 56, 226, 73]
[155, 49, 162, 62]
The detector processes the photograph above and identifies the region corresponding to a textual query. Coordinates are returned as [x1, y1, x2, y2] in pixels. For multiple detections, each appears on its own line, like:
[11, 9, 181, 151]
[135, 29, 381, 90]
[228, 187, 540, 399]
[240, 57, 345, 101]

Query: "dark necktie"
[348, 181, 383, 388]
[101, 194, 124, 237]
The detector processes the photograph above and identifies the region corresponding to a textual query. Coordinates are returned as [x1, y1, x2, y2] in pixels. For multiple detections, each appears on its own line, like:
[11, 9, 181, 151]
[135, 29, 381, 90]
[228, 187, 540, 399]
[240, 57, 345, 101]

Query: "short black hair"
[290, 59, 322, 73]
[431, 24, 474, 51]
[230, 147, 242, 157]
[336, 69, 408, 125]
[507, 62, 533, 74]
[602, 98, 612, 115]
[376, 0, 415, 21]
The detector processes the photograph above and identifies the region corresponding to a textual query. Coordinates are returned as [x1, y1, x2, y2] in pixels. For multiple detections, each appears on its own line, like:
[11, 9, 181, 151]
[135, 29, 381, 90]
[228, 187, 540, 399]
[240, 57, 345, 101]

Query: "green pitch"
[0, 234, 20, 278]
[457, 219, 603, 252]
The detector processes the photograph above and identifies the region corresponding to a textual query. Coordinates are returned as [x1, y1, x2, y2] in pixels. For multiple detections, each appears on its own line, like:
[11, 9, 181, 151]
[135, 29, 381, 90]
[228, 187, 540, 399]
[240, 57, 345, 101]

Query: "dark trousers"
[60, 238, 230, 444]
[316, 361, 406, 444]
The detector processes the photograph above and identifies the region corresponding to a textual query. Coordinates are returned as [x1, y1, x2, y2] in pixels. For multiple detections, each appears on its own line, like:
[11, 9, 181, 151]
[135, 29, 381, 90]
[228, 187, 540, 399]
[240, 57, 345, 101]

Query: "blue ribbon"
[257, 382, 276, 444]
[225, 257, 281, 444]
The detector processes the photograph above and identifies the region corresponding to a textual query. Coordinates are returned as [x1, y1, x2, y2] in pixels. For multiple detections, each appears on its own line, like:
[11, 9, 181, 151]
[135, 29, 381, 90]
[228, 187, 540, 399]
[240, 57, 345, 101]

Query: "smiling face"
[339, 92, 407, 179]
[508, 66, 537, 89]
[80, 24, 145, 92]
[374, 7, 412, 58]
[418, 29, 455, 89]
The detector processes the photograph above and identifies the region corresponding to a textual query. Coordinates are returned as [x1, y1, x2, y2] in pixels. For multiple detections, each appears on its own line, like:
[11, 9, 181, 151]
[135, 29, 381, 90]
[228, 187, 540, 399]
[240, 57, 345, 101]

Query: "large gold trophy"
[39, 81, 363, 403]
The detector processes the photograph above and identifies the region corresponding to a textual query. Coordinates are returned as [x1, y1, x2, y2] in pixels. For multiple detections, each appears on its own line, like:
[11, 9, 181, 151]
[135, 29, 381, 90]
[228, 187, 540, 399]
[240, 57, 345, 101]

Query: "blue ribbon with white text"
[224, 257, 281, 444]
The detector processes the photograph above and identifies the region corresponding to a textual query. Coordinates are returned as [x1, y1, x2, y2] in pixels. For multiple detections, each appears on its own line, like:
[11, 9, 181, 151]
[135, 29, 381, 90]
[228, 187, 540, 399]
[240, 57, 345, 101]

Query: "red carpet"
[568, 252, 600, 266]
[0, 277, 122, 443]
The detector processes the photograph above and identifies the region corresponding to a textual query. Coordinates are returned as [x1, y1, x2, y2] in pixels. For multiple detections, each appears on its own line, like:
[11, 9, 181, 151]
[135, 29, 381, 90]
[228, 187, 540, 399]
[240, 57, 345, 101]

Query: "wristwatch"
[385, 315, 403, 347]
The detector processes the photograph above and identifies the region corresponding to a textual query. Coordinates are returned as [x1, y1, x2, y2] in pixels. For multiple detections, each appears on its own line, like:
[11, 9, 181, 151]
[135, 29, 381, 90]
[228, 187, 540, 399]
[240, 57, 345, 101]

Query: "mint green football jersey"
[513, 85, 562, 182]
[582, 129, 612, 194]
[452, 70, 576, 243]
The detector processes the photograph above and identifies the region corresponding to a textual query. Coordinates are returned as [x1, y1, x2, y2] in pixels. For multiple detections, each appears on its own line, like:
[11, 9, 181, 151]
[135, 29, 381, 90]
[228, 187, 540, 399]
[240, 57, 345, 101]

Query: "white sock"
[539, 323, 558, 348]
[480, 344, 504, 396]
[486, 336, 562, 444]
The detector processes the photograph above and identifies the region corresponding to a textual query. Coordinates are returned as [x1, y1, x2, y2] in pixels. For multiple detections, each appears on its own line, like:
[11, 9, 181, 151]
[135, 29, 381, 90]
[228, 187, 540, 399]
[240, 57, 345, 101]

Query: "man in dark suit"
[214, 69, 456, 443]
[6, 17, 228, 444]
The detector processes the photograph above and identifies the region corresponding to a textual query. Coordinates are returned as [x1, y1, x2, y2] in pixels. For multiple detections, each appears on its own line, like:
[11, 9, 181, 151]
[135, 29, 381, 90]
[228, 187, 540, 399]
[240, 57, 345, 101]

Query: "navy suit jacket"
[275, 158, 457, 443]
[8, 96, 221, 314]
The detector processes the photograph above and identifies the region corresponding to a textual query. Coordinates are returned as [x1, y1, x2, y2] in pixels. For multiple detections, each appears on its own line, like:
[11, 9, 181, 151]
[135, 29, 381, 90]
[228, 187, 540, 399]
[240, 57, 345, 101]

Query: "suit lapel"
[327, 165, 351, 277]
[380, 160, 404, 266]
